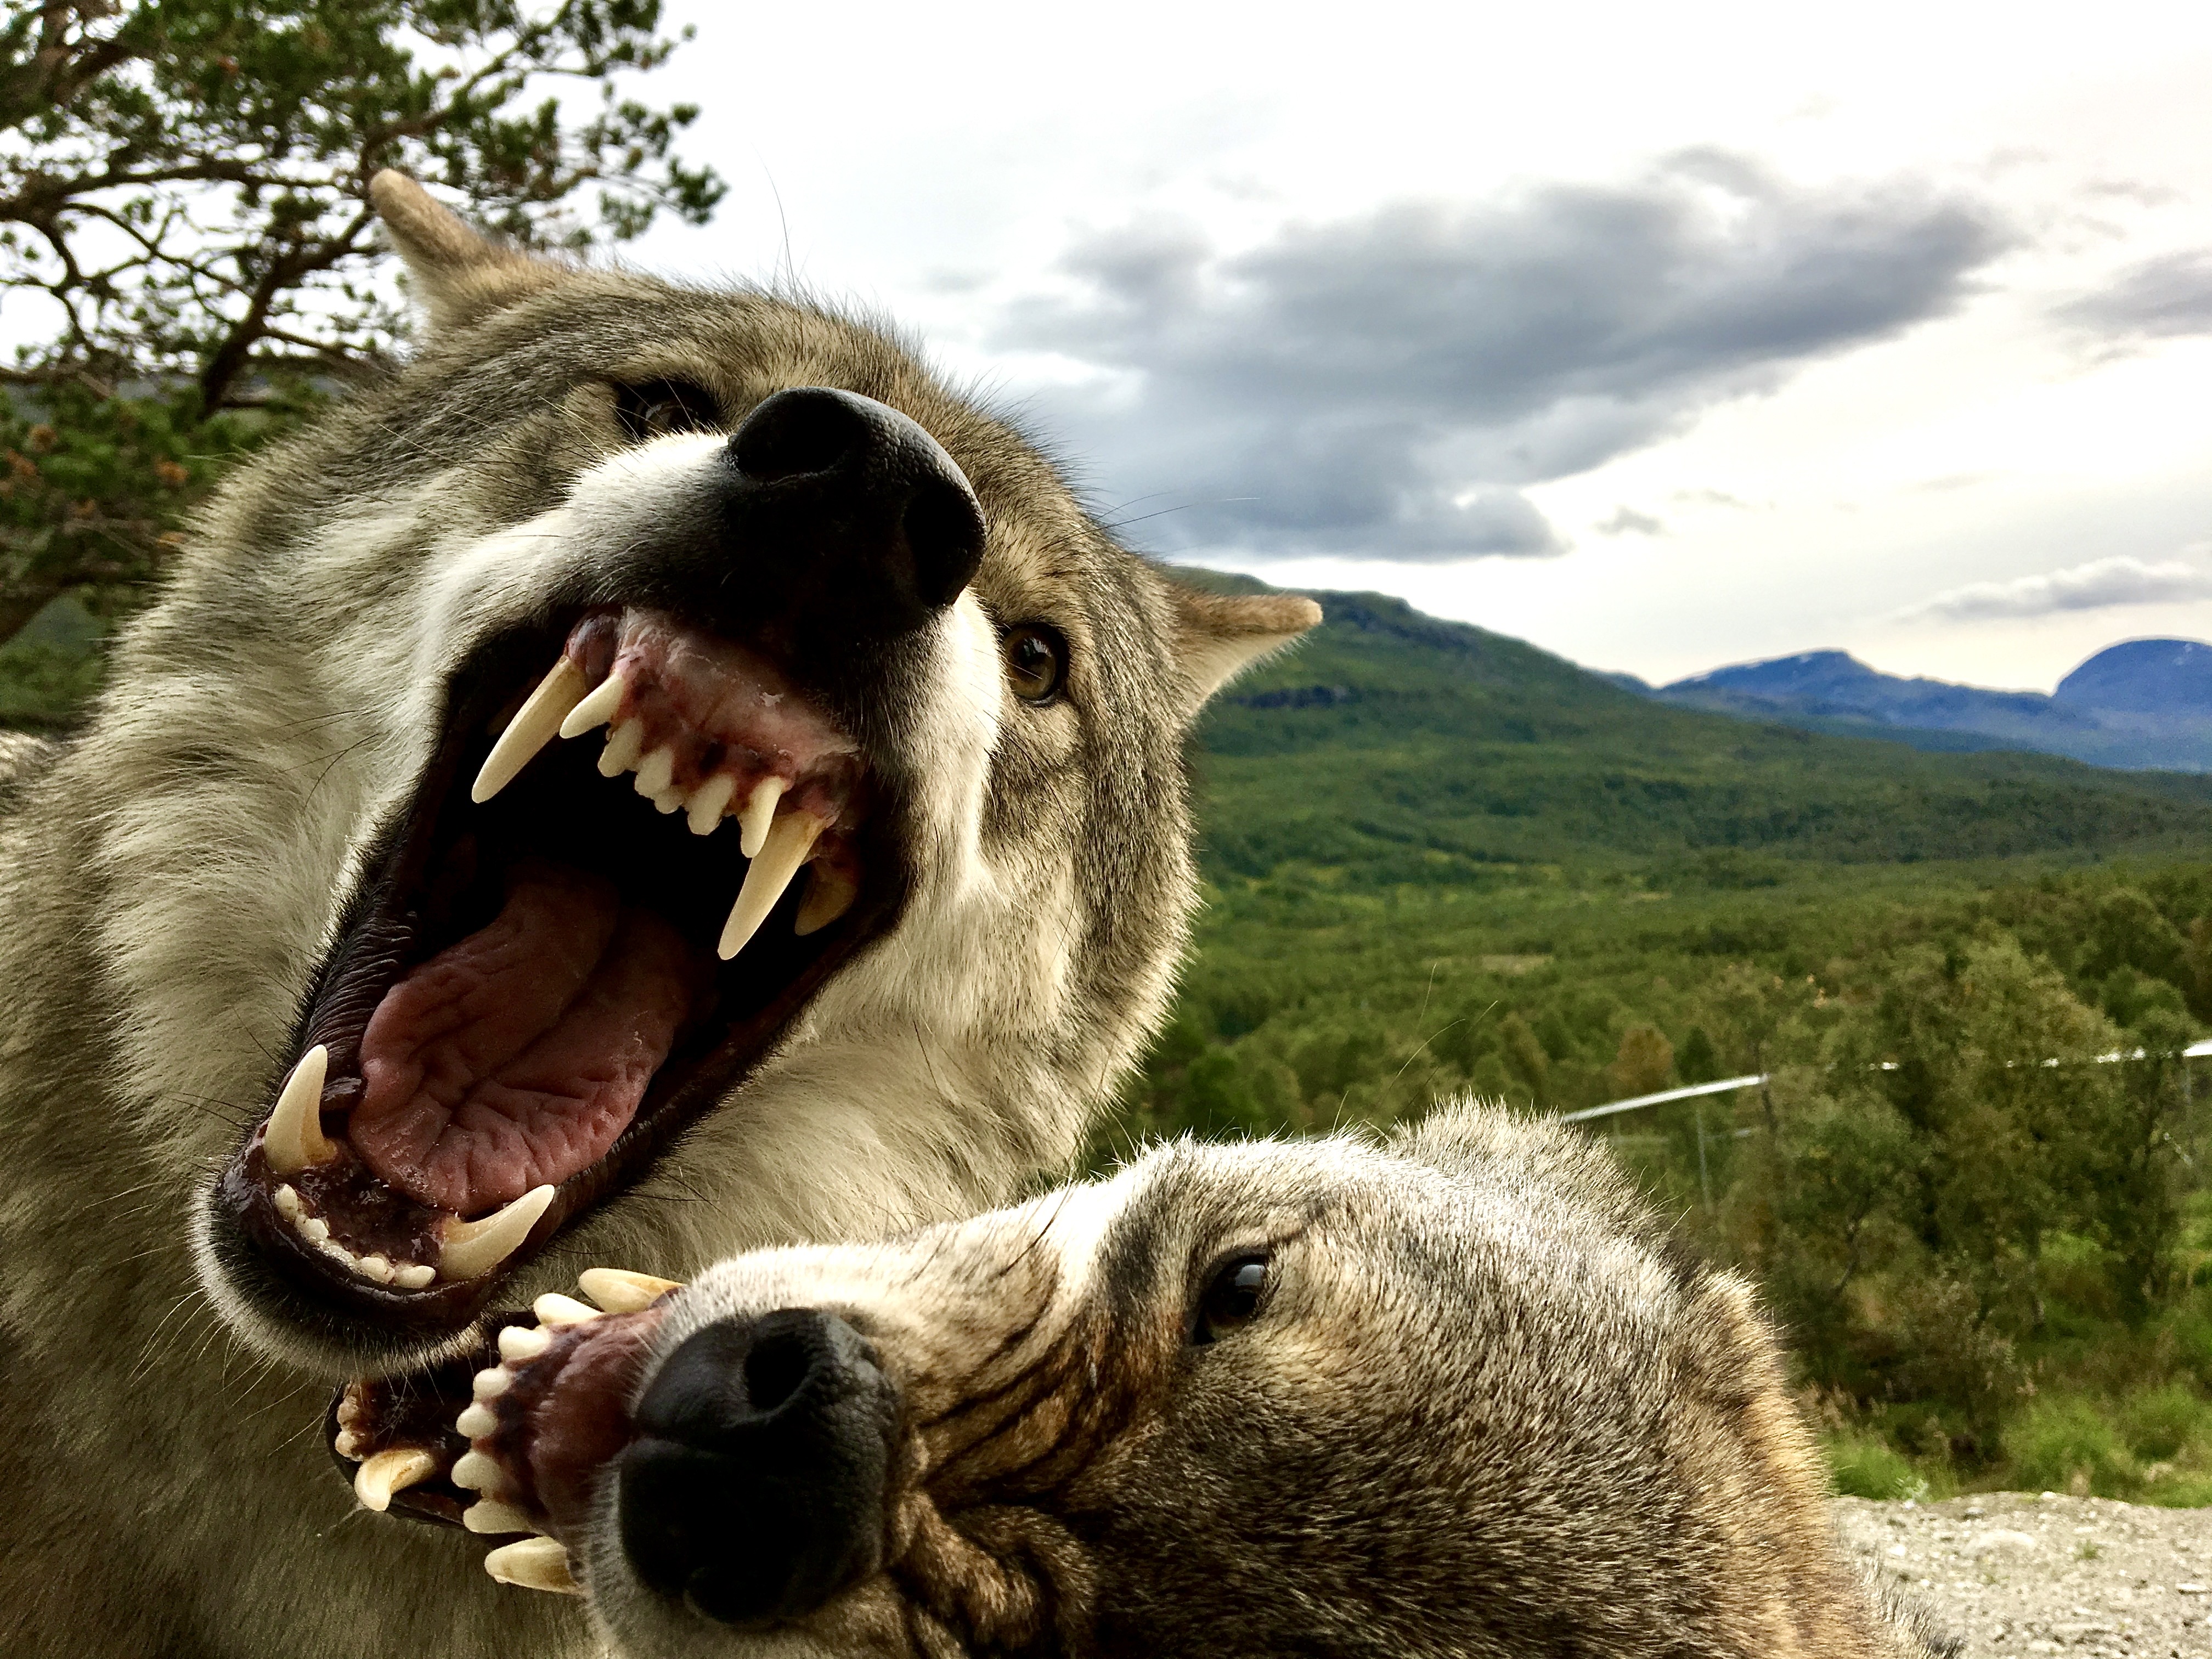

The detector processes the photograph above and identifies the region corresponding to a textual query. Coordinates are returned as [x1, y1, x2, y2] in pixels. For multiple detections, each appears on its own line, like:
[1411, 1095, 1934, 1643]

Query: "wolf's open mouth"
[212, 605, 904, 1339]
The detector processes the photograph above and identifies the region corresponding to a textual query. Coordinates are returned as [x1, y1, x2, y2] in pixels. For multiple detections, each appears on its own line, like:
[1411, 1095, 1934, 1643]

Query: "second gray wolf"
[0, 172, 1315, 1656]
[339, 1105, 1954, 1658]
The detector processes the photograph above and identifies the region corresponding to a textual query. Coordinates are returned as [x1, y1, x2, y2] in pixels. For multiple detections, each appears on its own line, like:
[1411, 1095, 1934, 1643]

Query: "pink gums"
[348, 861, 711, 1215]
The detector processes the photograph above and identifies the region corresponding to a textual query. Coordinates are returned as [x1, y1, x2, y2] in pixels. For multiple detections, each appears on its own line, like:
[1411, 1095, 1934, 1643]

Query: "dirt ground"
[1839, 1494, 2212, 1656]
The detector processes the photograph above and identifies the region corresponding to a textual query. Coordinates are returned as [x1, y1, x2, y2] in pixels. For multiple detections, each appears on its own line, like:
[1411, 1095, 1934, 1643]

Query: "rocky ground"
[1840, 1494, 2212, 1656]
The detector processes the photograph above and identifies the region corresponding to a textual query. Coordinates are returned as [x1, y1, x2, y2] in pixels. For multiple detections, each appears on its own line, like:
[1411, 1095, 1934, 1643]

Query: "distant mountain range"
[1610, 639, 2212, 773]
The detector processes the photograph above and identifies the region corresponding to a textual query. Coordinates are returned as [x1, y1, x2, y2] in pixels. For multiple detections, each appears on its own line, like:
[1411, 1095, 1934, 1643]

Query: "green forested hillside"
[1139, 575, 2212, 1504]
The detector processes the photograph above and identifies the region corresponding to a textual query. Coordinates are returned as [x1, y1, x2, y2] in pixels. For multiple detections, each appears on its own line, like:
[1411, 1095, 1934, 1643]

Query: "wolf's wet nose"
[614, 1307, 896, 1628]
[721, 386, 986, 635]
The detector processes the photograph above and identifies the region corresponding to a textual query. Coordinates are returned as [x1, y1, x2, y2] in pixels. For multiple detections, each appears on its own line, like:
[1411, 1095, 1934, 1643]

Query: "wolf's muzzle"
[616, 1307, 899, 1628]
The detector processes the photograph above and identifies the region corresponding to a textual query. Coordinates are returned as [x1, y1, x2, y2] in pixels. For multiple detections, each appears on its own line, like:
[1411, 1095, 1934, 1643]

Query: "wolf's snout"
[720, 387, 986, 641]
[616, 1307, 897, 1628]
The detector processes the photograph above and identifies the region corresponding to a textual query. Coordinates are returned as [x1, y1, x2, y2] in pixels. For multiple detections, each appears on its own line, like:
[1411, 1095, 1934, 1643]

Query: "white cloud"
[1897, 554, 2212, 623]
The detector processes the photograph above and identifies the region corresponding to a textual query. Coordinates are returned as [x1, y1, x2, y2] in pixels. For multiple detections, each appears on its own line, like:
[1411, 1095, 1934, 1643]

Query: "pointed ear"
[1165, 583, 1323, 707]
[368, 170, 563, 332]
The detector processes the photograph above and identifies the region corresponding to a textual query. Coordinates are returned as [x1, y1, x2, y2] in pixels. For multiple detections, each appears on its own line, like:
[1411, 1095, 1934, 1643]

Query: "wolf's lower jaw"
[210, 604, 904, 1331]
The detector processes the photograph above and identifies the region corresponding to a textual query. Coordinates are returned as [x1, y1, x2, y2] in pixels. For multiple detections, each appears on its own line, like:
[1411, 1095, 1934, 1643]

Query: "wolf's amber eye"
[1003, 623, 1069, 705]
[1192, 1253, 1271, 1346]
[614, 377, 721, 442]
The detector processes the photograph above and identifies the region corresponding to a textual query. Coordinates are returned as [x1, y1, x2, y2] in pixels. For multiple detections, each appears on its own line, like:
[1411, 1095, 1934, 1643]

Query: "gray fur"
[577, 1105, 1951, 1658]
[0, 176, 1313, 1656]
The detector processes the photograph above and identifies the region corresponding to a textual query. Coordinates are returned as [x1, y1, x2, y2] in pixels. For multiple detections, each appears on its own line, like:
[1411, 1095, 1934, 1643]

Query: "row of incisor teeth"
[273, 1181, 436, 1290]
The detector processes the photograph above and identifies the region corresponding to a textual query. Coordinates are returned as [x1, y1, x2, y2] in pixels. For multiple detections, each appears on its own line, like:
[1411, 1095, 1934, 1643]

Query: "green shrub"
[2119, 1382, 2212, 1462]
[2002, 1396, 2139, 1497]
[1826, 1431, 1925, 1500]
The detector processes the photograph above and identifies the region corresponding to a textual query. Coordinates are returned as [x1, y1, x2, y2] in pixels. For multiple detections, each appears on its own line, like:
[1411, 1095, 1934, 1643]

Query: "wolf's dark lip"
[208, 608, 911, 1346]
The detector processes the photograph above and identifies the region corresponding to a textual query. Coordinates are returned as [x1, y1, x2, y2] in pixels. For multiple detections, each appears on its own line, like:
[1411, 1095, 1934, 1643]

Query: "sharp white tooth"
[273, 1183, 301, 1220]
[437, 1186, 556, 1283]
[558, 668, 627, 738]
[300, 1216, 330, 1244]
[633, 745, 675, 800]
[483, 1536, 579, 1594]
[532, 1293, 600, 1328]
[652, 787, 685, 814]
[685, 773, 735, 836]
[263, 1046, 336, 1177]
[737, 776, 787, 859]
[393, 1263, 435, 1290]
[596, 718, 645, 778]
[473, 658, 590, 803]
[719, 810, 824, 960]
[450, 1448, 508, 1495]
[353, 1446, 439, 1512]
[498, 1323, 555, 1364]
[794, 864, 859, 937]
[472, 1365, 514, 1403]
[577, 1267, 684, 1313]
[464, 1499, 543, 1536]
[353, 1253, 396, 1285]
[455, 1401, 499, 1438]
[332, 1427, 363, 1459]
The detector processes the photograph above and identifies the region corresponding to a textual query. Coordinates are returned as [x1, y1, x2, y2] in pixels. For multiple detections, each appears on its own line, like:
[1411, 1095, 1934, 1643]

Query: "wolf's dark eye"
[1192, 1253, 1271, 1346]
[1003, 623, 1069, 705]
[614, 377, 721, 442]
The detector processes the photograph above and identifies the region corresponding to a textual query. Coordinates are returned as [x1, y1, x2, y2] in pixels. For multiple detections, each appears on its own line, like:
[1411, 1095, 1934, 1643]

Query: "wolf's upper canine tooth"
[737, 776, 787, 859]
[455, 1401, 499, 1438]
[437, 1185, 556, 1283]
[263, 1045, 336, 1176]
[473, 657, 590, 803]
[558, 668, 627, 739]
[463, 1499, 543, 1537]
[353, 1446, 439, 1513]
[483, 1536, 578, 1594]
[450, 1449, 507, 1495]
[685, 773, 735, 836]
[633, 745, 675, 800]
[577, 1267, 683, 1312]
[498, 1323, 554, 1364]
[719, 809, 824, 960]
[596, 717, 645, 778]
[795, 864, 859, 937]
[532, 1293, 600, 1328]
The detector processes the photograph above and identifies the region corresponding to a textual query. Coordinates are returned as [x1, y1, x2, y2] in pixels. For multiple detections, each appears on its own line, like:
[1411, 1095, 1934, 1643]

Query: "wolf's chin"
[198, 603, 914, 1365]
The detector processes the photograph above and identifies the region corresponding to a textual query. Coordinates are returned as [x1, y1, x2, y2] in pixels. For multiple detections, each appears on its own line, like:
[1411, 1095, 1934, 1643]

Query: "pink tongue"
[349, 861, 706, 1215]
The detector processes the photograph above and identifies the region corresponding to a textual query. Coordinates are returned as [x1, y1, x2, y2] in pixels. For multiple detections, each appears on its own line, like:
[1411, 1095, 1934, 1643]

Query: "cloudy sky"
[630, 0, 2212, 692]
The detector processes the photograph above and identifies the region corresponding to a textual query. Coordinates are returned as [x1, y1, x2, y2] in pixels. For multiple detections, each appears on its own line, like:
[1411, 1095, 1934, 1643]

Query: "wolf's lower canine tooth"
[737, 775, 786, 859]
[463, 1499, 543, 1537]
[532, 1293, 600, 1328]
[437, 1185, 556, 1282]
[498, 1322, 555, 1364]
[472, 657, 589, 803]
[719, 809, 824, 960]
[263, 1046, 336, 1177]
[685, 772, 735, 836]
[633, 744, 674, 800]
[577, 1267, 683, 1312]
[795, 864, 859, 937]
[557, 668, 626, 739]
[483, 1536, 578, 1594]
[450, 1449, 507, 1495]
[596, 717, 644, 778]
[353, 1446, 439, 1512]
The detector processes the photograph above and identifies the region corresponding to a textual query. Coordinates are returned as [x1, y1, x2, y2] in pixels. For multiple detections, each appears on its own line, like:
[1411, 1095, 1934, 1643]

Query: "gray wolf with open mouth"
[340, 1104, 1955, 1658]
[0, 172, 1315, 1657]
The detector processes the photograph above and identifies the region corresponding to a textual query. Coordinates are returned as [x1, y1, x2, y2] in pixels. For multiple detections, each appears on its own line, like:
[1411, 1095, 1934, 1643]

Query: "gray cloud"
[1596, 506, 1667, 536]
[1897, 554, 2212, 623]
[2058, 249, 2212, 342]
[1001, 153, 2011, 561]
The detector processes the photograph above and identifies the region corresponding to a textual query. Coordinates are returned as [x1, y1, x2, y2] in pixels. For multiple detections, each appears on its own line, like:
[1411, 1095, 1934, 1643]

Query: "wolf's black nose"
[615, 1308, 898, 1628]
[719, 387, 986, 640]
